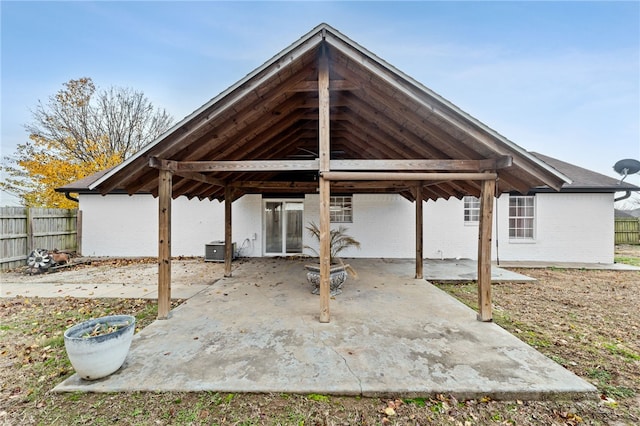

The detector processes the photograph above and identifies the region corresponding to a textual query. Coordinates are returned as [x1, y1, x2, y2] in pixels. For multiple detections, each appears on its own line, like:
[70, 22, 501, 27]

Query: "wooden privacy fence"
[615, 217, 640, 245]
[0, 207, 81, 270]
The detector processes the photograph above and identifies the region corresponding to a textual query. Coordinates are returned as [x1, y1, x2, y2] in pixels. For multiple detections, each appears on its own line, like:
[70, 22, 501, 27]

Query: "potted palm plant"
[304, 222, 361, 296]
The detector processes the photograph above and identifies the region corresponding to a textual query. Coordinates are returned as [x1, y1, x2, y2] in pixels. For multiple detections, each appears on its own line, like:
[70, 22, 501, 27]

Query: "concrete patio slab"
[496, 260, 640, 271]
[423, 258, 535, 282]
[0, 258, 532, 299]
[54, 258, 596, 400]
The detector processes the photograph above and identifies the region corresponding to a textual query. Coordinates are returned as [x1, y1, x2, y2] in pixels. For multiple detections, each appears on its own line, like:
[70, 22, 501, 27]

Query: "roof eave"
[528, 186, 640, 194]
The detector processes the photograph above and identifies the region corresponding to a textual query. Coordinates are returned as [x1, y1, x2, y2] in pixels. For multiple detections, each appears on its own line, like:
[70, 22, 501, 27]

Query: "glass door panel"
[264, 202, 282, 254]
[285, 202, 303, 253]
[264, 200, 303, 255]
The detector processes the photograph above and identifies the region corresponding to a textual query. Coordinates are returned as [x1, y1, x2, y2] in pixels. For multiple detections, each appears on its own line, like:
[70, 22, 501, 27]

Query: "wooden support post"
[224, 185, 233, 278]
[318, 44, 331, 323]
[415, 183, 423, 279]
[477, 178, 496, 321]
[319, 177, 331, 323]
[158, 169, 172, 320]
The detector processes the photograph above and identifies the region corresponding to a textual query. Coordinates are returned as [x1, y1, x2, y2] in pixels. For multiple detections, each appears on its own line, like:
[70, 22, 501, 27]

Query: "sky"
[1, 1, 639, 206]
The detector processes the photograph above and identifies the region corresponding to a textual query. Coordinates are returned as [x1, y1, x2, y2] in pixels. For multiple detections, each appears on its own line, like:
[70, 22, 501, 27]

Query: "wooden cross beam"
[148, 157, 512, 174]
[321, 172, 498, 181]
[330, 157, 512, 171]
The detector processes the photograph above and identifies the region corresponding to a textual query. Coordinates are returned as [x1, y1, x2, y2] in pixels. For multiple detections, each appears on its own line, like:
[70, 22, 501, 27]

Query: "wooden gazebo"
[88, 24, 568, 323]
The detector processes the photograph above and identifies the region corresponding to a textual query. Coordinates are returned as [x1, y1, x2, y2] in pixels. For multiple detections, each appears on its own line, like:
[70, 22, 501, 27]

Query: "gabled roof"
[79, 23, 569, 201]
[530, 153, 640, 193]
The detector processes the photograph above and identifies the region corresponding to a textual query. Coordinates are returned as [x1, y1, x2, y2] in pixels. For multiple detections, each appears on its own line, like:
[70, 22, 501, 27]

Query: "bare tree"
[617, 192, 640, 210]
[26, 77, 173, 163]
[1, 77, 174, 207]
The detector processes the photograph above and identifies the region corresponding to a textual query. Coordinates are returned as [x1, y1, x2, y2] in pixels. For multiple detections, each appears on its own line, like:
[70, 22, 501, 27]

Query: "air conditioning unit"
[204, 241, 236, 262]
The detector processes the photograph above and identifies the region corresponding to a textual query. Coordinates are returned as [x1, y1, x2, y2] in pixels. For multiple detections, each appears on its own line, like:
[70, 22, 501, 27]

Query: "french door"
[263, 200, 303, 255]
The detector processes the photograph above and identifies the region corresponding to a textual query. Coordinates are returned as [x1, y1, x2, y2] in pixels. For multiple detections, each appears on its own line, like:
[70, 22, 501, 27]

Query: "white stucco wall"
[79, 191, 614, 263]
[232, 195, 263, 257]
[494, 193, 614, 263]
[303, 194, 416, 258]
[79, 194, 224, 257]
[423, 197, 480, 260]
[422, 192, 614, 263]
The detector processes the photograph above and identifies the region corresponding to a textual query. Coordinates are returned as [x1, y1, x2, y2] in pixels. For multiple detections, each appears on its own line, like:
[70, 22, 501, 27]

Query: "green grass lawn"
[614, 255, 640, 266]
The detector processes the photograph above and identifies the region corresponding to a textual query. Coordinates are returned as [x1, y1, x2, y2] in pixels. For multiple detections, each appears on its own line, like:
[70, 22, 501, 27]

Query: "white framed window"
[463, 196, 480, 223]
[330, 196, 352, 223]
[509, 195, 535, 239]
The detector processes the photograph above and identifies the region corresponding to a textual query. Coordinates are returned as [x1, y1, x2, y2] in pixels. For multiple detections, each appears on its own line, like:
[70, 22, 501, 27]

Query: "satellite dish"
[613, 158, 640, 183]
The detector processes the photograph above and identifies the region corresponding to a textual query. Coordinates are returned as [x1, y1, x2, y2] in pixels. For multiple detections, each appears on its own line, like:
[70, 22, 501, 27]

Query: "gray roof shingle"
[530, 153, 639, 193]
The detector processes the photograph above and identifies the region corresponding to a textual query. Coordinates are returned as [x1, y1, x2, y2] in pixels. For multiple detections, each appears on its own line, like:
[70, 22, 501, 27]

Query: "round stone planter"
[63, 315, 136, 381]
[305, 264, 349, 296]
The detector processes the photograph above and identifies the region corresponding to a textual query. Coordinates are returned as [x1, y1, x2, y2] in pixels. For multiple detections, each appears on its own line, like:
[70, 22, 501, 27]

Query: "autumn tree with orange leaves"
[1, 78, 173, 207]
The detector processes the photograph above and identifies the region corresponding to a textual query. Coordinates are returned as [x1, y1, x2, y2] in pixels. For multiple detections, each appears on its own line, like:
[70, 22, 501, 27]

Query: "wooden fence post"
[26, 208, 34, 253]
[76, 210, 83, 255]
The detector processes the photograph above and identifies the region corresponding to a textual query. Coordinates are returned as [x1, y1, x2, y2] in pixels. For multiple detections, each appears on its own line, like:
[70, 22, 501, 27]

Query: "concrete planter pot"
[305, 264, 349, 296]
[63, 315, 136, 380]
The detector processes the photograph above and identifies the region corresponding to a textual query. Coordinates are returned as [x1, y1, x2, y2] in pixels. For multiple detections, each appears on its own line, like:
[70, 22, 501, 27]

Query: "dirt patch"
[1, 253, 639, 425]
[435, 265, 640, 425]
[1, 257, 228, 287]
[615, 244, 640, 257]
